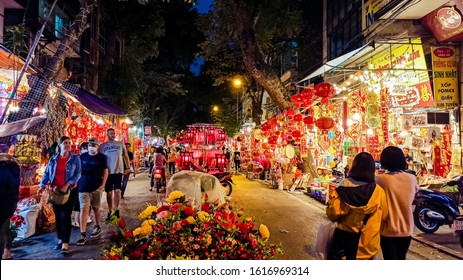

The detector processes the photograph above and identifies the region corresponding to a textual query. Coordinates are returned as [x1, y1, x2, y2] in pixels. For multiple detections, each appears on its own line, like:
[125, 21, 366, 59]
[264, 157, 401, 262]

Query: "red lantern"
[314, 82, 335, 98]
[315, 117, 335, 130]
[303, 115, 314, 125]
[291, 93, 304, 107]
[291, 130, 302, 138]
[293, 114, 303, 122]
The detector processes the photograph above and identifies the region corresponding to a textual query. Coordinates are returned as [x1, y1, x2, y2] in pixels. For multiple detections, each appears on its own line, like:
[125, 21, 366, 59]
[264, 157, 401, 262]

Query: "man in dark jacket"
[0, 153, 20, 260]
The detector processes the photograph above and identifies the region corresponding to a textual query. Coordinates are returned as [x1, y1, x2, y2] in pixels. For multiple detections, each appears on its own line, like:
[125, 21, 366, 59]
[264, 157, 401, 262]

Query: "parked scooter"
[208, 170, 234, 196]
[413, 176, 463, 234]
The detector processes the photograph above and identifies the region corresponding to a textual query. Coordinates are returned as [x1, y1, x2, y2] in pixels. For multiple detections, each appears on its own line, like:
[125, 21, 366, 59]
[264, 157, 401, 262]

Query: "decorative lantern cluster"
[182, 123, 227, 146]
[179, 151, 194, 170]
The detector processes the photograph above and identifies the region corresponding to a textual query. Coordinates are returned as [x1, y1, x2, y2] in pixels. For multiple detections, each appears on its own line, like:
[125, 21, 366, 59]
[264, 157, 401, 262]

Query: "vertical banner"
[432, 46, 459, 108]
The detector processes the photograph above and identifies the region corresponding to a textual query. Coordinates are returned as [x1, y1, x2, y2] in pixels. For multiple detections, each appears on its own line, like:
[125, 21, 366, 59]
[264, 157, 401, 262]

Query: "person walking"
[147, 146, 156, 176]
[121, 142, 136, 198]
[99, 128, 130, 220]
[0, 153, 20, 260]
[167, 149, 177, 175]
[38, 136, 81, 255]
[376, 146, 419, 260]
[72, 142, 89, 228]
[234, 151, 241, 172]
[326, 152, 388, 260]
[76, 137, 108, 246]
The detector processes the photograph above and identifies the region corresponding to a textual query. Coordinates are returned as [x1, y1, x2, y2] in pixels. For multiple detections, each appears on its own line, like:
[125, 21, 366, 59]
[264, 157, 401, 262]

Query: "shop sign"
[432, 46, 459, 109]
[362, 0, 395, 29]
[421, 2, 463, 43]
[370, 39, 434, 110]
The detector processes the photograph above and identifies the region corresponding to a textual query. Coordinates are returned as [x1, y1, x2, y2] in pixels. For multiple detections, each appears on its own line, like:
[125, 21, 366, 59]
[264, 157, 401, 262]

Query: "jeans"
[169, 162, 176, 175]
[51, 188, 77, 243]
[380, 235, 411, 260]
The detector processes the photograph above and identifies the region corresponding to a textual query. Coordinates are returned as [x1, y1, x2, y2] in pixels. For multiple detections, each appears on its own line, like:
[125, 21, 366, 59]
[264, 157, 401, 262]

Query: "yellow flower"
[259, 224, 270, 240]
[205, 234, 212, 246]
[140, 219, 155, 236]
[186, 216, 196, 224]
[110, 247, 122, 256]
[133, 227, 142, 237]
[166, 190, 185, 203]
[197, 211, 210, 221]
[138, 205, 158, 220]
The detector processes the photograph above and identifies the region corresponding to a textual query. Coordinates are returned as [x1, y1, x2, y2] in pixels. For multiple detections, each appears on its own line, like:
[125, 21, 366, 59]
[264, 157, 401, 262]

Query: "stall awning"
[60, 82, 126, 116]
[0, 45, 36, 73]
[299, 44, 374, 83]
[0, 115, 46, 137]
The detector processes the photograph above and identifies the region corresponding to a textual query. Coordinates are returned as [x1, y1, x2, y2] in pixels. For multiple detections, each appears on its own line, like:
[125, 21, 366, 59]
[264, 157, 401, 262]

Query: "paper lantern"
[314, 82, 335, 98]
[292, 130, 302, 138]
[315, 117, 335, 130]
[303, 116, 314, 125]
[293, 114, 303, 122]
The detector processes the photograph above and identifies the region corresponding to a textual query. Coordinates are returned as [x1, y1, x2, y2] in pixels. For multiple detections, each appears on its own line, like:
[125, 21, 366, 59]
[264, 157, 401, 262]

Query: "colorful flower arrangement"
[102, 191, 283, 260]
[10, 209, 26, 239]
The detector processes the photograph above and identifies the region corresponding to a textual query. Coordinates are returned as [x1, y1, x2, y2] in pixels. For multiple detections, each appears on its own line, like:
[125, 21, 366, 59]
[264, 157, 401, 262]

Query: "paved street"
[6, 170, 463, 260]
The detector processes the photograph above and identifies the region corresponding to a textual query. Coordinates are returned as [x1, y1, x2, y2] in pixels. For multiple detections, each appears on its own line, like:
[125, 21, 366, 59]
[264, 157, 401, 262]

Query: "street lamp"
[213, 105, 219, 112]
[232, 78, 244, 125]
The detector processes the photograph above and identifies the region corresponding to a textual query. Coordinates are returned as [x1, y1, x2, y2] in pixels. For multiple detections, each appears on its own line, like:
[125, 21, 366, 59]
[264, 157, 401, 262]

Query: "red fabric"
[53, 155, 69, 187]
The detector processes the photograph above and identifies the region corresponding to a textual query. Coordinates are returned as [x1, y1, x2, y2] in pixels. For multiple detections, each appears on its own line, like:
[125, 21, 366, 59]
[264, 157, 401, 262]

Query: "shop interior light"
[367, 128, 373, 135]
[347, 119, 354, 126]
[399, 131, 408, 137]
[352, 113, 361, 121]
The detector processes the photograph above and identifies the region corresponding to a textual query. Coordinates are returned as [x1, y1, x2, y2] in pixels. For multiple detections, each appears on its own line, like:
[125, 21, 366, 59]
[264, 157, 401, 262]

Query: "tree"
[200, 0, 306, 111]
[4, 0, 98, 148]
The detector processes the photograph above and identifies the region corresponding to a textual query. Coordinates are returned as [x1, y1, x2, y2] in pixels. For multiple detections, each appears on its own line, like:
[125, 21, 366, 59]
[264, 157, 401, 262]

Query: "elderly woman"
[38, 136, 81, 255]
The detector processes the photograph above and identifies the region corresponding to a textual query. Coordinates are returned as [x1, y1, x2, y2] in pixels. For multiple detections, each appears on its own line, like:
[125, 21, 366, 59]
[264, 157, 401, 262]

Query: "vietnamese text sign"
[432, 46, 459, 109]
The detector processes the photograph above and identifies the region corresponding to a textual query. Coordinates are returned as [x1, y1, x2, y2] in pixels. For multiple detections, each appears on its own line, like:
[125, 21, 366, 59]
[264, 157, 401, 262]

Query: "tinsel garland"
[38, 89, 68, 149]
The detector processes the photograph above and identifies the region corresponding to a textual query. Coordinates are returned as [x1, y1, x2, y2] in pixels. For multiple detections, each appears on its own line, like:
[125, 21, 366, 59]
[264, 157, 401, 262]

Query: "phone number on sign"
[249, 266, 310, 276]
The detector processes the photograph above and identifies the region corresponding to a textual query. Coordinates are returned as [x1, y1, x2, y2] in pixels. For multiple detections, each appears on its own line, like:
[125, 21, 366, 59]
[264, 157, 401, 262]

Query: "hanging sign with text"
[432, 46, 459, 109]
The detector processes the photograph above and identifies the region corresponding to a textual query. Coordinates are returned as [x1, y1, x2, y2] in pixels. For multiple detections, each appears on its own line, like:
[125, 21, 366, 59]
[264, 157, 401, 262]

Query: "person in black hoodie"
[0, 153, 20, 260]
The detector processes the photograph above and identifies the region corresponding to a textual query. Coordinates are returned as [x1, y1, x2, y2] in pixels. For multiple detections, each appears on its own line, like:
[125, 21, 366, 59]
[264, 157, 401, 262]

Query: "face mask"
[81, 149, 88, 154]
[88, 147, 98, 154]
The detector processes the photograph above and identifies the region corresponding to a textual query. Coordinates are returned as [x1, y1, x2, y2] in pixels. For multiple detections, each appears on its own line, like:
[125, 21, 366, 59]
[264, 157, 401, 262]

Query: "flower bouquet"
[10, 209, 26, 239]
[102, 191, 283, 260]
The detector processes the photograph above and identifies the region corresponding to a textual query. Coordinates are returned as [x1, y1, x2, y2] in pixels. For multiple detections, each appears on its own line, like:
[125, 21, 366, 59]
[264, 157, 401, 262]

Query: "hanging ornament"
[314, 82, 335, 99]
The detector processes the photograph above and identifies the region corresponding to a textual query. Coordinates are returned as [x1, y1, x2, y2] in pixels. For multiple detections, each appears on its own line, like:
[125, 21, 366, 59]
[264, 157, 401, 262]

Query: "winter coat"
[326, 178, 388, 259]
[0, 154, 20, 225]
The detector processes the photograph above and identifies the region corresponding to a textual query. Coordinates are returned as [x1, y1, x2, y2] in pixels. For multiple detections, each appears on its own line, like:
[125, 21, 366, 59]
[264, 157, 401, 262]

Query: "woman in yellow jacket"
[326, 152, 388, 260]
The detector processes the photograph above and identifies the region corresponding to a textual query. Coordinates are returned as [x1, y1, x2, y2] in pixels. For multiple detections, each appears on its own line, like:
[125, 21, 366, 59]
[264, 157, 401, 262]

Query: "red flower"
[157, 205, 169, 213]
[201, 203, 211, 213]
[117, 219, 126, 229]
[181, 219, 189, 227]
[124, 230, 133, 239]
[183, 206, 194, 216]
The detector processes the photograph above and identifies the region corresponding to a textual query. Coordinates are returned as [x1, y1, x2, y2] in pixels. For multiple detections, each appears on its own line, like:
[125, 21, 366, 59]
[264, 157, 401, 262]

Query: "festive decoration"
[102, 191, 283, 260]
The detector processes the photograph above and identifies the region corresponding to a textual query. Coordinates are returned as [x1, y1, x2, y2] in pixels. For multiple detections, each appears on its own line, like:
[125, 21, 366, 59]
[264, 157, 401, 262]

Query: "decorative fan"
[253, 129, 264, 140]
[285, 144, 295, 159]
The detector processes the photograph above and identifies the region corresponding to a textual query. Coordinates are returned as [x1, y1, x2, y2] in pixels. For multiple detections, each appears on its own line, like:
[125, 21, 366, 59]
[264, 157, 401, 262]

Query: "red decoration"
[314, 82, 335, 98]
[291, 130, 302, 138]
[303, 116, 314, 125]
[293, 114, 303, 122]
[68, 123, 78, 138]
[315, 117, 335, 130]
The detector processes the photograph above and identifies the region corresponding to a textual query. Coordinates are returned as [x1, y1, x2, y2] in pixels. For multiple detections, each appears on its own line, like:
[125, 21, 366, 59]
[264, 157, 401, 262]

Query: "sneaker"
[90, 226, 101, 238]
[53, 242, 63, 250]
[87, 216, 92, 223]
[114, 210, 120, 218]
[105, 211, 113, 222]
[60, 247, 70, 255]
[71, 221, 79, 228]
[149, 187, 153, 192]
[76, 234, 86, 246]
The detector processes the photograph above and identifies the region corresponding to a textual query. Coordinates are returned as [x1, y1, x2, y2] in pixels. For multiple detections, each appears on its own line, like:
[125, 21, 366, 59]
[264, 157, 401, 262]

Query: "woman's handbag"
[315, 220, 337, 259]
[47, 188, 71, 205]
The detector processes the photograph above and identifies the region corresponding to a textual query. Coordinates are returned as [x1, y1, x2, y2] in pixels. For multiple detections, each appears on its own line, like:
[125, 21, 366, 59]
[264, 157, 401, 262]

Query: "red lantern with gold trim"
[315, 117, 335, 130]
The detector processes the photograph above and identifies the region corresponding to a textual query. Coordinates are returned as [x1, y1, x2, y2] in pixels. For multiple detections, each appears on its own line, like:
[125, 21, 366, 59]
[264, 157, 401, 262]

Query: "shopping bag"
[315, 220, 336, 259]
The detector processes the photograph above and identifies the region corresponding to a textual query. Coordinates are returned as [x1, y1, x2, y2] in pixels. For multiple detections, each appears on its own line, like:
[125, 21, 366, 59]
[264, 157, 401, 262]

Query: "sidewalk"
[10, 170, 164, 260]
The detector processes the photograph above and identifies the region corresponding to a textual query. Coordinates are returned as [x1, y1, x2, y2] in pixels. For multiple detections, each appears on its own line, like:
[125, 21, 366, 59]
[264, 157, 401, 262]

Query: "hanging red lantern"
[303, 115, 314, 125]
[287, 108, 295, 116]
[315, 117, 335, 130]
[300, 87, 315, 100]
[121, 122, 129, 131]
[291, 130, 302, 138]
[314, 82, 335, 98]
[321, 97, 330, 104]
[291, 93, 304, 107]
[293, 114, 303, 122]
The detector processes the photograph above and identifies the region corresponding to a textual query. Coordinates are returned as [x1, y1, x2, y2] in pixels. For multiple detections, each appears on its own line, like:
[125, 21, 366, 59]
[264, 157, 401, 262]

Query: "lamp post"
[232, 78, 243, 125]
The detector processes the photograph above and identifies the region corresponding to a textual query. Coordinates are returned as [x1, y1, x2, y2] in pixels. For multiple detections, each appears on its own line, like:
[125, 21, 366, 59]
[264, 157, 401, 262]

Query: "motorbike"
[413, 176, 463, 235]
[207, 170, 234, 197]
[150, 167, 166, 193]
